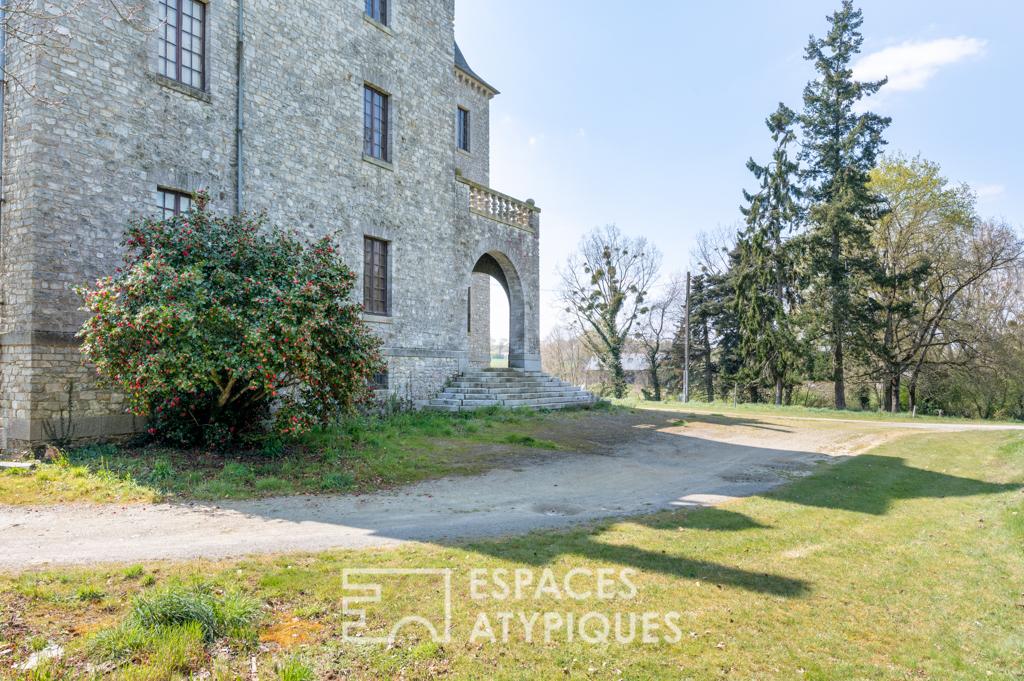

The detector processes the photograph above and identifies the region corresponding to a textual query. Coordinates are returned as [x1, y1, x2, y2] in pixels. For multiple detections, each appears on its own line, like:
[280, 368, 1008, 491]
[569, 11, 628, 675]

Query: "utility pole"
[684, 271, 690, 403]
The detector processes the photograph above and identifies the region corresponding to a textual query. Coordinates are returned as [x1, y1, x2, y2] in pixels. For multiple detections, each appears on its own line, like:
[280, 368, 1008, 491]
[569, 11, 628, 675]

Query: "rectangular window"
[158, 0, 205, 89]
[157, 189, 193, 219]
[371, 370, 389, 390]
[365, 0, 387, 25]
[467, 286, 472, 333]
[363, 237, 388, 315]
[363, 87, 389, 160]
[457, 107, 470, 152]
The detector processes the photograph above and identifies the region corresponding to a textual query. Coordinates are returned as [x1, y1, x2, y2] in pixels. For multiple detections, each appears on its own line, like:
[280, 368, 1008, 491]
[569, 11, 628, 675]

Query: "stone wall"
[453, 72, 492, 185]
[0, 0, 541, 450]
[468, 272, 491, 366]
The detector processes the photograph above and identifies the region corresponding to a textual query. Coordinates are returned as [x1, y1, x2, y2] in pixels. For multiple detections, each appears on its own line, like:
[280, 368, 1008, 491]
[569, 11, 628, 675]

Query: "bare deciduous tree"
[540, 321, 587, 387]
[558, 225, 662, 398]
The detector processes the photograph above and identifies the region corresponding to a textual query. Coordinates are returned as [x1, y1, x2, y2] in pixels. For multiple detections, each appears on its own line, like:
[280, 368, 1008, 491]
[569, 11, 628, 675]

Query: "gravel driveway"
[2, 412, 1017, 569]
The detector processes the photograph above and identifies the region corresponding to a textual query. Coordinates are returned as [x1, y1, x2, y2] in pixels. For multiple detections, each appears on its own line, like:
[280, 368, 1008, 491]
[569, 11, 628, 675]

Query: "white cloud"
[974, 184, 1005, 198]
[528, 137, 537, 146]
[853, 37, 986, 91]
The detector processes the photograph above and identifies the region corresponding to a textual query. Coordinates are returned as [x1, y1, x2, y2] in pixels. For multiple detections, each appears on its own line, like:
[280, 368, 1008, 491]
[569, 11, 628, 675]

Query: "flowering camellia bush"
[76, 190, 385, 448]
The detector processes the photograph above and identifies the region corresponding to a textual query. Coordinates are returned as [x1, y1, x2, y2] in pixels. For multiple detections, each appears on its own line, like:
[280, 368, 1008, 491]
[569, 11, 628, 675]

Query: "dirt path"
[0, 414, 1009, 568]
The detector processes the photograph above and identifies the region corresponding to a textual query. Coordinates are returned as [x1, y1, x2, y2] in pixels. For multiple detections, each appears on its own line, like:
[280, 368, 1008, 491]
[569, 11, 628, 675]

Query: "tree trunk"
[649, 361, 661, 402]
[702, 322, 713, 402]
[892, 372, 901, 413]
[883, 377, 892, 412]
[610, 346, 626, 399]
[908, 381, 917, 415]
[831, 226, 846, 411]
[775, 376, 783, 406]
[834, 336, 846, 410]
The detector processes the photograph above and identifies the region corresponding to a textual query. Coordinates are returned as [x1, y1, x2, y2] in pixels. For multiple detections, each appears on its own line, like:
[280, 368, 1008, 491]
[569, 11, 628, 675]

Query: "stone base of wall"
[1, 333, 139, 455]
[0, 335, 473, 453]
[384, 351, 465, 403]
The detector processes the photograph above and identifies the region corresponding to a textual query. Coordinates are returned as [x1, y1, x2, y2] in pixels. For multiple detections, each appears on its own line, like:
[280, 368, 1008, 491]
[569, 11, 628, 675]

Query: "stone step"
[458, 392, 587, 402]
[446, 385, 576, 393]
[424, 369, 597, 413]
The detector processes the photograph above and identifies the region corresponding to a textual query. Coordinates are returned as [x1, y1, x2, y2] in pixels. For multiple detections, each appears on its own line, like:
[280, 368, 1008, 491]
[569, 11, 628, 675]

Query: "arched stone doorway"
[470, 251, 527, 369]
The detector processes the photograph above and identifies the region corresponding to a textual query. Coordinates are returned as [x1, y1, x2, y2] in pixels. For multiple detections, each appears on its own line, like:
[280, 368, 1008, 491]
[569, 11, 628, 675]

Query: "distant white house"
[585, 354, 665, 386]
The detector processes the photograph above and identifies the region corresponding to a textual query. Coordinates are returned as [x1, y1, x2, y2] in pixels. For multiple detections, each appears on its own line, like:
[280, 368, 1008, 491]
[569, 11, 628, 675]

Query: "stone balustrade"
[458, 175, 539, 230]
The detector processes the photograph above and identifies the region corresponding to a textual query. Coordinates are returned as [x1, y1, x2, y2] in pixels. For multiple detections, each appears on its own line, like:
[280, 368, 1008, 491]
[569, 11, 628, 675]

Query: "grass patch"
[0, 407, 608, 505]
[4, 429, 1022, 678]
[122, 565, 144, 580]
[127, 582, 262, 644]
[273, 653, 314, 681]
[504, 433, 560, 449]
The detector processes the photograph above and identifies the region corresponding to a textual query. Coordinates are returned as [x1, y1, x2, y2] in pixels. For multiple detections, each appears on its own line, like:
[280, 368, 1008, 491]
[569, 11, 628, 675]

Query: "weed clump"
[127, 582, 262, 643]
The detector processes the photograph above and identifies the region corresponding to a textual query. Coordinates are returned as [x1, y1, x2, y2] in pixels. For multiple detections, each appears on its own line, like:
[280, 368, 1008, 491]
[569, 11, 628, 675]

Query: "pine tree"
[734, 104, 802, 405]
[797, 1, 890, 409]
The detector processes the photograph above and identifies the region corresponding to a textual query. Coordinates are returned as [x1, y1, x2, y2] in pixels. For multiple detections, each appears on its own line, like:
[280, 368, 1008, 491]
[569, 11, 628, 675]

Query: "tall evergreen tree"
[798, 1, 890, 410]
[734, 104, 802, 405]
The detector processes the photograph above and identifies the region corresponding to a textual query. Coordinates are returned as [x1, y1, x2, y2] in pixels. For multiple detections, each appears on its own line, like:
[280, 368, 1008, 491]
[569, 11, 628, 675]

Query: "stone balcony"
[456, 174, 540, 231]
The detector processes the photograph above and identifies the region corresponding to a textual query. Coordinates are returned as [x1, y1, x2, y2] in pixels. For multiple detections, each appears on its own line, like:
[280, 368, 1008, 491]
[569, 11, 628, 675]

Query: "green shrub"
[76, 190, 386, 448]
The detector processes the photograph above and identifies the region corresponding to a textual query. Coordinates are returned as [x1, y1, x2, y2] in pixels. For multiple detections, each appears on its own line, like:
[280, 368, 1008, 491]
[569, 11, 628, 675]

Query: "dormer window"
[366, 0, 387, 25]
[457, 107, 470, 153]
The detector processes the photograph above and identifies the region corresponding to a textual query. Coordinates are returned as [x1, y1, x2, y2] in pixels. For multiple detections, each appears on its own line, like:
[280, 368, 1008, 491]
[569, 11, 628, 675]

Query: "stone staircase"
[424, 368, 598, 412]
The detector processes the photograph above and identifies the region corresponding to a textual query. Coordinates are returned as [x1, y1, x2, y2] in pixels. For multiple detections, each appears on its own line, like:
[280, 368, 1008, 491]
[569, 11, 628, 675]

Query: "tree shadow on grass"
[462, 452, 1021, 598]
[765, 453, 1021, 516]
[465, 505, 808, 597]
[657, 410, 795, 433]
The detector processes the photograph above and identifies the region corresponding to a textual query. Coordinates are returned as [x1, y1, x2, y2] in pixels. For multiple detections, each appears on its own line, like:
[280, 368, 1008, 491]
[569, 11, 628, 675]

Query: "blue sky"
[456, 0, 1023, 340]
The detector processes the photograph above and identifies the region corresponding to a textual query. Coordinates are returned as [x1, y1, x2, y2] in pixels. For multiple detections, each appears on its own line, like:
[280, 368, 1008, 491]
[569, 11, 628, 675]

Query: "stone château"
[0, 0, 546, 451]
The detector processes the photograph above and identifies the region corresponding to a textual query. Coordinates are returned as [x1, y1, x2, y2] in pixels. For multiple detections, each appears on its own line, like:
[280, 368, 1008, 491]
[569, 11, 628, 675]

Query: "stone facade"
[0, 0, 541, 452]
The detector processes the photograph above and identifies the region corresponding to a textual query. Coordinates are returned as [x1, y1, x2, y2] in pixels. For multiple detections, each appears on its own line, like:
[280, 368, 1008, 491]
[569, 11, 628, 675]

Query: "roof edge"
[454, 41, 499, 96]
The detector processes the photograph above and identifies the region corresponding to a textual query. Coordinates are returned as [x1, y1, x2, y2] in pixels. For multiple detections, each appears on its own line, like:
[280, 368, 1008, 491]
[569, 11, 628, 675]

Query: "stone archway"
[471, 250, 526, 368]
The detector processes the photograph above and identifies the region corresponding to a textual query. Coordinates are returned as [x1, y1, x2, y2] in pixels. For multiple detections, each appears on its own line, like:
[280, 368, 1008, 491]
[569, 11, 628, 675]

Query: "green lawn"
[3, 428, 1022, 679]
